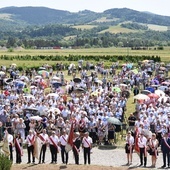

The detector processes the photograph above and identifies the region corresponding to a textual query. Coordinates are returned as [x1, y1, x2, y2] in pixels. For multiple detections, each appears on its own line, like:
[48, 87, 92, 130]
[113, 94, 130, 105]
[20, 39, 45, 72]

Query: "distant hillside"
[0, 6, 170, 27]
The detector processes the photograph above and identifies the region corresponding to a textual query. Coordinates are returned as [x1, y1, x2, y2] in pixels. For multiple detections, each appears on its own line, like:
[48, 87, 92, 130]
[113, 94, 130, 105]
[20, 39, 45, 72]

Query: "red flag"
[67, 123, 74, 146]
[134, 127, 140, 154]
[65, 123, 74, 153]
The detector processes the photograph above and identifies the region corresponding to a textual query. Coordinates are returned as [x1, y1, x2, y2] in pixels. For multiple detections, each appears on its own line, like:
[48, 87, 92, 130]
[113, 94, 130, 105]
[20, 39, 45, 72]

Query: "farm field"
[0, 47, 169, 66]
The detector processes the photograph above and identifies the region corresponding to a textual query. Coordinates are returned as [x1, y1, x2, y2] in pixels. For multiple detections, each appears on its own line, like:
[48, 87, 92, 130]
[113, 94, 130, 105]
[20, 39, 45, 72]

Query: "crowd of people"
[0, 60, 169, 168]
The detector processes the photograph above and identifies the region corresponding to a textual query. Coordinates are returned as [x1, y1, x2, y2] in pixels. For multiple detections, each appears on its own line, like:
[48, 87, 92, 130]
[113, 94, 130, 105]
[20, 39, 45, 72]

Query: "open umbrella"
[141, 90, 151, 95]
[47, 93, 59, 99]
[107, 117, 122, 125]
[148, 93, 159, 99]
[52, 82, 62, 88]
[52, 76, 60, 81]
[0, 71, 5, 75]
[161, 81, 170, 85]
[24, 107, 38, 112]
[112, 87, 121, 93]
[155, 89, 165, 97]
[38, 67, 46, 70]
[145, 87, 155, 93]
[74, 88, 86, 93]
[134, 94, 150, 100]
[73, 78, 81, 83]
[29, 116, 42, 121]
[94, 79, 103, 85]
[119, 83, 128, 87]
[38, 70, 49, 78]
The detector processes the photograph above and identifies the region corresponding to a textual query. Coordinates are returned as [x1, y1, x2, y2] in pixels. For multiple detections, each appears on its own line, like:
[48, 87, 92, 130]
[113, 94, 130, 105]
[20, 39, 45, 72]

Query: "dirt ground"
[11, 164, 131, 170]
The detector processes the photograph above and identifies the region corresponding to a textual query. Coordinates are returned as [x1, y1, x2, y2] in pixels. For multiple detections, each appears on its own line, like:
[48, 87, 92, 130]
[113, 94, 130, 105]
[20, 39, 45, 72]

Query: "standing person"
[138, 133, 147, 167]
[25, 130, 35, 164]
[128, 113, 136, 132]
[4, 130, 13, 161]
[38, 129, 49, 164]
[73, 132, 81, 165]
[59, 130, 68, 164]
[148, 133, 159, 168]
[133, 86, 139, 103]
[125, 131, 134, 165]
[49, 131, 60, 164]
[161, 133, 170, 168]
[82, 132, 93, 165]
[14, 133, 23, 164]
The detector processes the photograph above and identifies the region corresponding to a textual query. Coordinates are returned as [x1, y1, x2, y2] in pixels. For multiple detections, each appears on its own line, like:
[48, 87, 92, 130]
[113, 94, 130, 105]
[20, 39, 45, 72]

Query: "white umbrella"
[155, 89, 165, 97]
[20, 76, 29, 82]
[46, 93, 59, 99]
[0, 71, 5, 75]
[30, 85, 37, 89]
[119, 83, 128, 87]
[133, 94, 150, 100]
[34, 75, 42, 80]
[95, 79, 103, 85]
[29, 116, 42, 121]
[52, 76, 60, 81]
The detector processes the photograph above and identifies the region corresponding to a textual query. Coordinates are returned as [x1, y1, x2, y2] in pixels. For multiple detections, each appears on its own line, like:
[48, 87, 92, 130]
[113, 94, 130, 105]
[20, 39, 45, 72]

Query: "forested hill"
[0, 6, 170, 26]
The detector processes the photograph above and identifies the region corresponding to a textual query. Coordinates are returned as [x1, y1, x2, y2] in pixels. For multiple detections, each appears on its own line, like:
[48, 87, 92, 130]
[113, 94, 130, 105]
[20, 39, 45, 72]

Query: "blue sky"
[0, 0, 169, 16]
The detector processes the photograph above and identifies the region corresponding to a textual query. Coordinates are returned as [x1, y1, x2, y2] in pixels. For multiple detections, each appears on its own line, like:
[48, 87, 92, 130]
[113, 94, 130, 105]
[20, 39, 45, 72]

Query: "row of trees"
[1, 24, 170, 48]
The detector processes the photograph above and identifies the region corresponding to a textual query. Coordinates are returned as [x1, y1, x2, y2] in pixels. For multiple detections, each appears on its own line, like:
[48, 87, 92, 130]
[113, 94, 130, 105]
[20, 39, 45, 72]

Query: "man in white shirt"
[59, 130, 68, 164]
[138, 133, 147, 167]
[49, 131, 60, 164]
[82, 132, 93, 165]
[25, 130, 35, 164]
[38, 129, 49, 164]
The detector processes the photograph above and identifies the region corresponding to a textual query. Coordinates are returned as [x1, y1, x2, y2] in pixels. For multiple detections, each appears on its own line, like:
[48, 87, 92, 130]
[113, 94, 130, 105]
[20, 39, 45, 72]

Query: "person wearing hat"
[25, 130, 35, 164]
[48, 131, 60, 164]
[73, 132, 81, 165]
[82, 132, 93, 165]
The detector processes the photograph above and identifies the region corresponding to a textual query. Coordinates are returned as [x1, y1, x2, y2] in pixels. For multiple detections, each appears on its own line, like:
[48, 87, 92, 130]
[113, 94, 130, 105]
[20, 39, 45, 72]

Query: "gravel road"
[11, 146, 164, 169]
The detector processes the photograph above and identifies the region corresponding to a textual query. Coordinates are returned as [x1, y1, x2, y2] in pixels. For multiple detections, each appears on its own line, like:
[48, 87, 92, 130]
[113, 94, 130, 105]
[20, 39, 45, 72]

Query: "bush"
[0, 153, 12, 170]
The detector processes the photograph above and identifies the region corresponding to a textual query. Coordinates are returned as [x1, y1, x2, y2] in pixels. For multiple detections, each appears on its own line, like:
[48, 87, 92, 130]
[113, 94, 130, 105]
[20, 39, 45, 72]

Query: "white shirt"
[82, 136, 93, 148]
[138, 136, 147, 148]
[59, 134, 68, 146]
[49, 135, 60, 146]
[39, 133, 49, 144]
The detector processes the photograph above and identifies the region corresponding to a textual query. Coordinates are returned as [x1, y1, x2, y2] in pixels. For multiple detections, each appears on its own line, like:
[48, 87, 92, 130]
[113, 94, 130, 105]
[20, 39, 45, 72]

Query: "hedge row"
[0, 54, 161, 63]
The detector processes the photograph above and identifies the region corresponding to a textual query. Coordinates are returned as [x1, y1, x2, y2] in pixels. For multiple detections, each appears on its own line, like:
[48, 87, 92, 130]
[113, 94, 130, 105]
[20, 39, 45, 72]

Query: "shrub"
[0, 153, 12, 170]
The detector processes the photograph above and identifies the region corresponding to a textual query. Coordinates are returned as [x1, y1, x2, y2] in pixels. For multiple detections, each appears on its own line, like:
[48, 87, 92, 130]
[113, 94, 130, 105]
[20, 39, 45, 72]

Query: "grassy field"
[99, 25, 138, 34]
[147, 24, 168, 31]
[0, 47, 169, 65]
[72, 25, 97, 30]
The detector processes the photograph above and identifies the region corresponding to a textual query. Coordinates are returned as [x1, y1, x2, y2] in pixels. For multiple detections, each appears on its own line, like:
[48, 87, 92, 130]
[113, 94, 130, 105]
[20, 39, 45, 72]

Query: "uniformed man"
[49, 131, 60, 164]
[38, 129, 49, 164]
[25, 130, 35, 164]
[73, 132, 81, 164]
[59, 130, 68, 164]
[82, 132, 93, 165]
